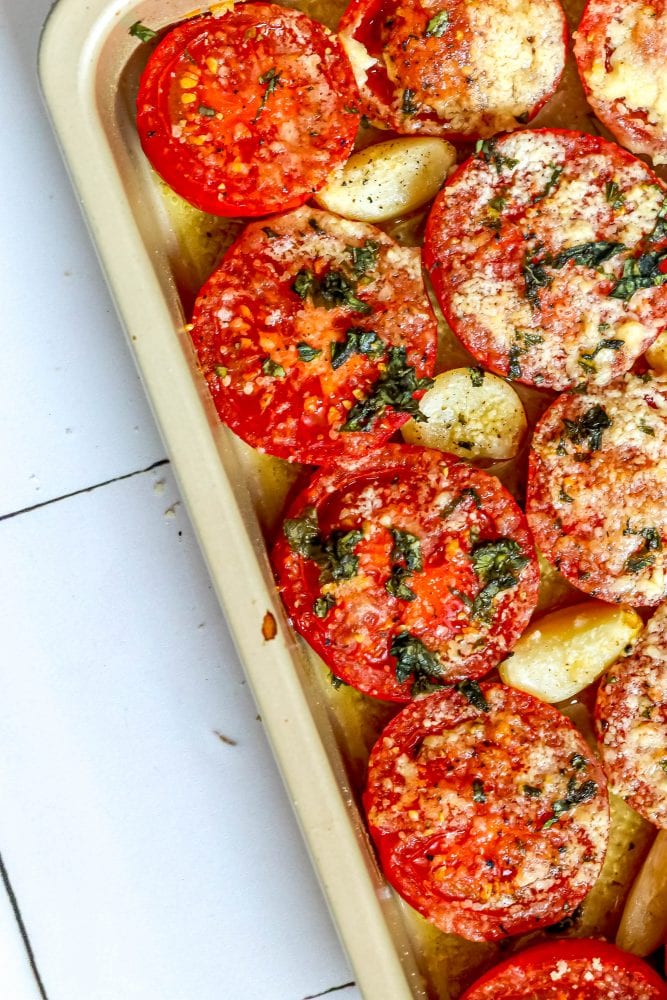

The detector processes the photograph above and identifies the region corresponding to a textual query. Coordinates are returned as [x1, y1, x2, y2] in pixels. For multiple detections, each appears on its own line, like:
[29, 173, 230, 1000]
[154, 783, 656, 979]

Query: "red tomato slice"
[338, 0, 567, 138]
[596, 602, 667, 828]
[460, 938, 667, 998]
[189, 207, 437, 464]
[574, 0, 667, 168]
[363, 684, 609, 941]
[526, 371, 667, 606]
[424, 128, 667, 391]
[135, 6, 360, 216]
[272, 444, 539, 701]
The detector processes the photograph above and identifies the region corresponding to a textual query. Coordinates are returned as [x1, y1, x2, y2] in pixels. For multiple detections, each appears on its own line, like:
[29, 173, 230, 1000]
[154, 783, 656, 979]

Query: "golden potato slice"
[401, 368, 527, 460]
[617, 829, 667, 956]
[315, 138, 456, 223]
[499, 601, 643, 703]
[646, 333, 667, 373]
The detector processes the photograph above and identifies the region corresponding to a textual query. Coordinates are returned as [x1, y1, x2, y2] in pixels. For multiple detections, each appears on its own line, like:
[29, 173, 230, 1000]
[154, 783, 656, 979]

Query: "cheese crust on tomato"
[596, 602, 667, 828]
[526, 372, 667, 606]
[424, 129, 667, 391]
[575, 0, 667, 166]
[272, 445, 539, 701]
[338, 0, 566, 138]
[189, 207, 437, 464]
[364, 684, 609, 941]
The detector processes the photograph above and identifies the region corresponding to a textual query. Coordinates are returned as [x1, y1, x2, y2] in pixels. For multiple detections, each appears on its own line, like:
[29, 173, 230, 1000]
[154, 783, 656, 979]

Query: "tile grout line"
[0, 458, 170, 524]
[302, 982, 356, 1000]
[0, 851, 49, 1000]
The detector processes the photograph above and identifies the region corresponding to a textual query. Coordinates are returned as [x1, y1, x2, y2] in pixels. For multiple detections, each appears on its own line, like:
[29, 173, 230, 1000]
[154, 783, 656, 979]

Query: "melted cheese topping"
[426, 130, 667, 390]
[576, 0, 667, 165]
[365, 684, 609, 940]
[597, 602, 667, 827]
[340, 0, 565, 137]
[527, 372, 667, 605]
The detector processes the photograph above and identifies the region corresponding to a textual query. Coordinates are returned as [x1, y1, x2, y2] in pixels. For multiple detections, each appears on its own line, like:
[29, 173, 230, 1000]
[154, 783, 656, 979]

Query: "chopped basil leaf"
[441, 487, 482, 520]
[570, 753, 588, 771]
[313, 595, 336, 618]
[330, 672, 348, 688]
[475, 138, 518, 174]
[508, 345, 522, 379]
[469, 366, 485, 387]
[624, 526, 662, 574]
[214, 365, 228, 379]
[523, 784, 543, 797]
[649, 197, 667, 244]
[348, 240, 379, 278]
[283, 507, 362, 585]
[639, 419, 655, 436]
[542, 777, 598, 829]
[472, 779, 486, 804]
[129, 21, 158, 41]
[424, 10, 449, 35]
[330, 328, 384, 369]
[402, 89, 419, 115]
[470, 538, 529, 623]
[292, 268, 317, 299]
[342, 346, 433, 431]
[610, 249, 667, 300]
[562, 404, 611, 453]
[297, 343, 322, 362]
[198, 105, 217, 117]
[605, 181, 625, 208]
[391, 632, 445, 690]
[455, 679, 490, 712]
[308, 217, 325, 233]
[255, 67, 282, 119]
[550, 241, 625, 270]
[262, 358, 286, 378]
[540, 165, 563, 200]
[523, 254, 551, 308]
[390, 529, 423, 572]
[559, 487, 574, 504]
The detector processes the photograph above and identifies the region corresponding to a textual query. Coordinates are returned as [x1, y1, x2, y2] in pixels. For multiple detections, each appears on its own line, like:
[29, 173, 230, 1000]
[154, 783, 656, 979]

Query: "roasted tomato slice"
[189, 207, 437, 464]
[574, 0, 667, 168]
[337, 0, 566, 138]
[596, 602, 667, 828]
[526, 371, 667, 606]
[272, 444, 539, 701]
[424, 128, 667, 391]
[460, 938, 667, 998]
[363, 684, 609, 941]
[135, 6, 361, 216]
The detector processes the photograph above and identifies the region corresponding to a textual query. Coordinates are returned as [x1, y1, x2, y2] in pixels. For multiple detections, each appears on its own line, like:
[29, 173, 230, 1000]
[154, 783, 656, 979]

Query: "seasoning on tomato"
[574, 0, 667, 167]
[596, 601, 667, 828]
[337, 0, 567, 138]
[424, 129, 667, 391]
[459, 938, 667, 998]
[363, 684, 609, 941]
[135, 6, 361, 217]
[189, 207, 437, 465]
[526, 371, 667, 606]
[272, 444, 539, 701]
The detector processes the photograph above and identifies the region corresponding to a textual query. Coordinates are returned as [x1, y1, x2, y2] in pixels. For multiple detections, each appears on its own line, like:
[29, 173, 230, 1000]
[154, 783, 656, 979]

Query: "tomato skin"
[189, 207, 437, 465]
[424, 128, 667, 392]
[272, 444, 539, 702]
[460, 938, 667, 998]
[135, 7, 361, 217]
[363, 684, 609, 941]
[338, 0, 567, 139]
[574, 0, 667, 167]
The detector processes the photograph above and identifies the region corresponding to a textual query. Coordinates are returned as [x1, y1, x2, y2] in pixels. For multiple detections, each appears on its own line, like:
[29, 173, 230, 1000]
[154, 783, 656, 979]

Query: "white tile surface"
[0, 0, 165, 518]
[1, 0, 364, 996]
[0, 468, 359, 1000]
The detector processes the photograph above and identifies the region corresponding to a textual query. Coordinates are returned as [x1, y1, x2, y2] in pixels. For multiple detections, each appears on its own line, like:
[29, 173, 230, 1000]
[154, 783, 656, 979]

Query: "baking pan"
[37, 1, 647, 996]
